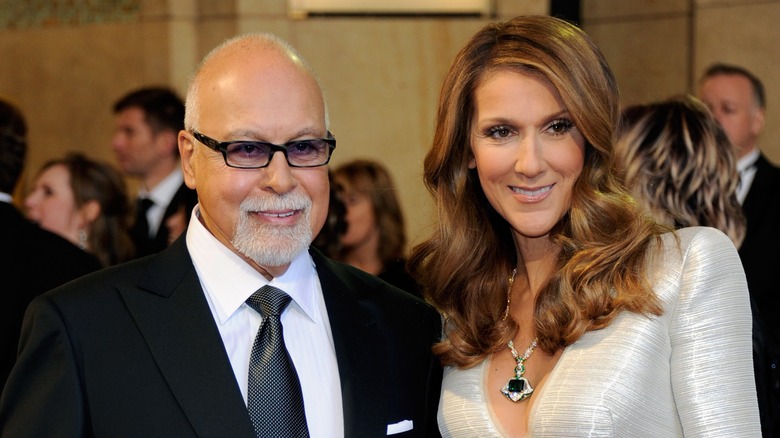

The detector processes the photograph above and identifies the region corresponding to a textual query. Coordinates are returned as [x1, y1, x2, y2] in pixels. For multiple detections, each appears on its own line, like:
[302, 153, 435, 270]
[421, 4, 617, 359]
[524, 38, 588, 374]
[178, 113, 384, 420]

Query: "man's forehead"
[706, 74, 753, 92]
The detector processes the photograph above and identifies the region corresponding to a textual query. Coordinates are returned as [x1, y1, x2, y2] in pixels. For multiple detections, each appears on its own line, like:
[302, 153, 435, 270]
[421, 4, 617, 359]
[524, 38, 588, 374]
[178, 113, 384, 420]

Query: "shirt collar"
[139, 167, 184, 206]
[185, 206, 320, 325]
[0, 192, 12, 203]
[738, 148, 760, 174]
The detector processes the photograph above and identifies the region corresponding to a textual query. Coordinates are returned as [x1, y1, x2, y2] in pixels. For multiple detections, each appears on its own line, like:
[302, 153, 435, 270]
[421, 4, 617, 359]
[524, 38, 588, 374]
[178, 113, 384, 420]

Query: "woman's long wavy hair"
[408, 15, 666, 368]
[614, 94, 746, 248]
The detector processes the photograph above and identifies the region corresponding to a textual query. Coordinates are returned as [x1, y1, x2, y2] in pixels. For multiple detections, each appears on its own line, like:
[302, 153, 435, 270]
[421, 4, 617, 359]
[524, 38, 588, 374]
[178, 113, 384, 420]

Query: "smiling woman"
[469, 69, 585, 241]
[409, 14, 761, 437]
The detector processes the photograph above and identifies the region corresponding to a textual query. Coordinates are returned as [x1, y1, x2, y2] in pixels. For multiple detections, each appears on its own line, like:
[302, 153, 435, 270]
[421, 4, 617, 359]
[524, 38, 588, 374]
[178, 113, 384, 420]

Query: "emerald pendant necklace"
[500, 268, 539, 403]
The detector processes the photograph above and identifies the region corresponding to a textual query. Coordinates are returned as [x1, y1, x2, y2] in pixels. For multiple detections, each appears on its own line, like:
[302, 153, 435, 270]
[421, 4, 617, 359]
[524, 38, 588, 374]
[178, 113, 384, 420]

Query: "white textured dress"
[438, 227, 761, 437]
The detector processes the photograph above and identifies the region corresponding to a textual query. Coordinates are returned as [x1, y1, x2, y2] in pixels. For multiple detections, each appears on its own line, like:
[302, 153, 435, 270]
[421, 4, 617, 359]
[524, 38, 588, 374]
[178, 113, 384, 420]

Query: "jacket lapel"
[742, 154, 778, 220]
[119, 239, 255, 437]
[311, 249, 390, 437]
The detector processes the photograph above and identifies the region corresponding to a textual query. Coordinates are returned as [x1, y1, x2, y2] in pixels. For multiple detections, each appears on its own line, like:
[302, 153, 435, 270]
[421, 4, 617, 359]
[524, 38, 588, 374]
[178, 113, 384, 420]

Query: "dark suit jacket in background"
[740, 154, 780, 328]
[0, 238, 442, 437]
[739, 153, 780, 438]
[0, 202, 102, 393]
[131, 182, 198, 257]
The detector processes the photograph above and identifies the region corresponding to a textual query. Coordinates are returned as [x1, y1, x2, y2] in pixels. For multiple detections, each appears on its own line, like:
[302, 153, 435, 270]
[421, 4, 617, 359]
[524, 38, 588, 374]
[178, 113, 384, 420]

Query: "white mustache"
[239, 191, 312, 213]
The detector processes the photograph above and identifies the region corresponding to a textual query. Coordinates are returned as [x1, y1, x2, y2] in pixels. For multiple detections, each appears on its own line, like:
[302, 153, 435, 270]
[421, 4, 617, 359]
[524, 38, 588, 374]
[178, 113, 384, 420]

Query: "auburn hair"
[409, 15, 666, 368]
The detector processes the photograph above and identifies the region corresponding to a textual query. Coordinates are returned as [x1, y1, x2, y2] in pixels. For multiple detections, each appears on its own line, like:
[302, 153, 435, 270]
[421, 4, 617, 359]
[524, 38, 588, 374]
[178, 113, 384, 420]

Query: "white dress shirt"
[186, 207, 344, 437]
[137, 167, 184, 237]
[737, 148, 760, 205]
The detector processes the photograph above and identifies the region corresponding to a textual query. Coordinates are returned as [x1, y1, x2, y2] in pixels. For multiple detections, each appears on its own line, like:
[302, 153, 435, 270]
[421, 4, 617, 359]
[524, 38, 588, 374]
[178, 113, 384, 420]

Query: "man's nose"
[261, 152, 297, 194]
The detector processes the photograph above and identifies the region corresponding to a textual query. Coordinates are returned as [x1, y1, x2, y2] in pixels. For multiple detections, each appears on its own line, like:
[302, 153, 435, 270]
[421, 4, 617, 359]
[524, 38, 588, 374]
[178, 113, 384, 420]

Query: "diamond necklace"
[500, 268, 539, 403]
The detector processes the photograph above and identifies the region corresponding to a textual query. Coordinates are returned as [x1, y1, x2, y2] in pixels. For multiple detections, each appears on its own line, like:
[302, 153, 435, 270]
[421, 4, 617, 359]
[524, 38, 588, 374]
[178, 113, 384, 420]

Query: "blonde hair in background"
[614, 94, 746, 248]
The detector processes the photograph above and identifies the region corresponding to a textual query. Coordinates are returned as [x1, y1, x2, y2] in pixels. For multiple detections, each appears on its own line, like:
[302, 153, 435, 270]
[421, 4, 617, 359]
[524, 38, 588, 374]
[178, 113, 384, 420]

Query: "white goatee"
[231, 191, 313, 267]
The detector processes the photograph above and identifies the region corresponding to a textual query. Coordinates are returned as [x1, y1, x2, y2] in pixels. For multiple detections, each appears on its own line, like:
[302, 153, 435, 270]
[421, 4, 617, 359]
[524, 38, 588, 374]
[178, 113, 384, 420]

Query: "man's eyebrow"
[223, 127, 323, 141]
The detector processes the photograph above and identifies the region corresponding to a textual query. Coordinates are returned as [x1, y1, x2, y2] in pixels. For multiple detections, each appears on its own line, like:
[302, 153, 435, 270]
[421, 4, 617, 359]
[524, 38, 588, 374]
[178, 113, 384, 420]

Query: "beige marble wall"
[584, 2, 691, 107]
[0, 21, 167, 197]
[583, 0, 780, 164]
[3, 0, 777, 249]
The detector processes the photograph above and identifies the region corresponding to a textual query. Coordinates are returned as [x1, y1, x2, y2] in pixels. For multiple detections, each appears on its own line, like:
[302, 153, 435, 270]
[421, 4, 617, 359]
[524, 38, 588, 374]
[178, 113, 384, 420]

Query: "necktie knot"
[246, 285, 292, 318]
[139, 197, 154, 209]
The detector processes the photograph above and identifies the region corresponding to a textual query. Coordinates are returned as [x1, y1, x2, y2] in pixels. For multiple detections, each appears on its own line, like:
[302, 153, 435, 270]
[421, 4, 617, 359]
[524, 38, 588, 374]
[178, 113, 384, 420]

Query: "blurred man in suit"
[0, 34, 442, 437]
[112, 87, 198, 257]
[0, 97, 101, 392]
[699, 62, 780, 438]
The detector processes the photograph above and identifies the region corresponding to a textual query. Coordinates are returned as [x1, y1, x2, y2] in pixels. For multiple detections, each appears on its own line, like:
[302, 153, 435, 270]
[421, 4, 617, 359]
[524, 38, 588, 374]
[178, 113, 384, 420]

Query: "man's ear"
[179, 130, 197, 190]
[752, 106, 766, 137]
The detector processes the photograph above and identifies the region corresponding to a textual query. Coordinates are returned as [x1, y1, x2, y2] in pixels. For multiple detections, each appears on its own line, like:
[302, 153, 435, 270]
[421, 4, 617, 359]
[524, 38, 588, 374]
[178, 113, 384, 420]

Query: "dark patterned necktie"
[132, 197, 154, 240]
[245, 285, 309, 437]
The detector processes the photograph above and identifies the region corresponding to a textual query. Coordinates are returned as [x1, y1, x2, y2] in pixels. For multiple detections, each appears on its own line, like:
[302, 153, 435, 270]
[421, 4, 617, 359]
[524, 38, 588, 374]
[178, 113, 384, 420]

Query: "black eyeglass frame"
[192, 131, 336, 169]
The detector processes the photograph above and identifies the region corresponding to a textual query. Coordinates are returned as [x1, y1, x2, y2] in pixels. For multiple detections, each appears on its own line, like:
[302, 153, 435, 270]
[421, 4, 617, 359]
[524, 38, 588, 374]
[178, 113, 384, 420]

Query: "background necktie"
[245, 285, 309, 437]
[132, 197, 154, 240]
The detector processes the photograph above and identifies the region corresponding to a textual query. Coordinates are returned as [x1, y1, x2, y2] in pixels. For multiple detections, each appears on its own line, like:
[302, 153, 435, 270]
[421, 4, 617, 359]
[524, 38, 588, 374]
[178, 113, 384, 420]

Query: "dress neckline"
[481, 345, 568, 436]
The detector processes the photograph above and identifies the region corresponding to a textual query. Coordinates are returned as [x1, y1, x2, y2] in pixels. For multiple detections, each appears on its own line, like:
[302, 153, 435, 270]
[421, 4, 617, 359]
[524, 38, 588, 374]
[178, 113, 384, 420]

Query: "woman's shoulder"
[659, 226, 736, 254]
[650, 226, 741, 286]
[651, 226, 745, 302]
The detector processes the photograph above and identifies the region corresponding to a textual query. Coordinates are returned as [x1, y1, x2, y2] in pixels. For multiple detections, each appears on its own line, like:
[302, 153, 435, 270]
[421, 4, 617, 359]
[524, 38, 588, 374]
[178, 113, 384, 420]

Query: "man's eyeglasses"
[192, 131, 336, 169]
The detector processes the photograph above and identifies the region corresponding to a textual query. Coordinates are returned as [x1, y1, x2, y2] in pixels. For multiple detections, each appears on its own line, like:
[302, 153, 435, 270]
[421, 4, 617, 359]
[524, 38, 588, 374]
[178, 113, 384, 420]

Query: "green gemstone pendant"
[500, 337, 538, 403]
[501, 376, 534, 402]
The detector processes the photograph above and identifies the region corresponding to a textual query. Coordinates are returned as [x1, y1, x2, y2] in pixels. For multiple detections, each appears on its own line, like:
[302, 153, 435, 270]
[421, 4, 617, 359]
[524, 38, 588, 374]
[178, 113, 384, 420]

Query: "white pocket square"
[387, 419, 413, 435]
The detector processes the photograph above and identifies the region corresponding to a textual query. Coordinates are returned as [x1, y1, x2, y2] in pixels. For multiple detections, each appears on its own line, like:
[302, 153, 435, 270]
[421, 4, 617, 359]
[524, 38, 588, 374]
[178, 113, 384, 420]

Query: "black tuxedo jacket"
[0, 202, 101, 393]
[131, 182, 198, 257]
[739, 153, 780, 436]
[0, 238, 442, 437]
[739, 154, 780, 334]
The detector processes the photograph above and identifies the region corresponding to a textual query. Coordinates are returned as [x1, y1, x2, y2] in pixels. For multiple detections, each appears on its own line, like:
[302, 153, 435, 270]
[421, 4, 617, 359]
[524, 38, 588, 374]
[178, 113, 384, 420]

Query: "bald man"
[0, 34, 442, 437]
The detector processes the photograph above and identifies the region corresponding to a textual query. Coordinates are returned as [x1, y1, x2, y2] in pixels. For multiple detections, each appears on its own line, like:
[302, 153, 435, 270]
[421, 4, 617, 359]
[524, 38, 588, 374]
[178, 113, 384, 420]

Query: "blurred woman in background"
[332, 159, 419, 296]
[25, 152, 134, 267]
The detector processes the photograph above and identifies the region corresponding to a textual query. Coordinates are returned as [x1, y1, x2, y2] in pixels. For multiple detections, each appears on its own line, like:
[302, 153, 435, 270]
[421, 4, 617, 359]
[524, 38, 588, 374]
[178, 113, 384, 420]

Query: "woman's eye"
[486, 126, 514, 139]
[548, 118, 574, 135]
